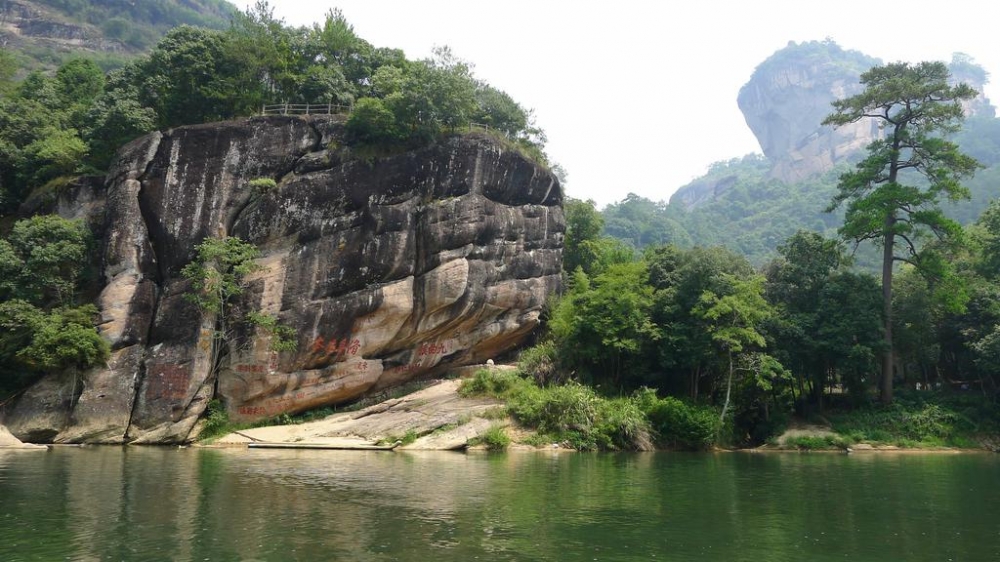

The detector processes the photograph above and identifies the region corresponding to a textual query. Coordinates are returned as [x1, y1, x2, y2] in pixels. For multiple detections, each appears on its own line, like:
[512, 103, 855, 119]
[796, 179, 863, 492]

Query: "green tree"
[224, 1, 300, 112]
[54, 58, 105, 129]
[814, 271, 884, 404]
[693, 273, 772, 429]
[972, 199, 1000, 278]
[763, 231, 850, 409]
[1, 215, 90, 305]
[0, 49, 18, 95]
[83, 81, 158, 169]
[345, 97, 402, 145]
[562, 198, 605, 274]
[308, 8, 376, 99]
[22, 128, 88, 187]
[823, 61, 981, 403]
[369, 48, 477, 142]
[550, 261, 660, 388]
[648, 245, 754, 400]
[0, 216, 107, 392]
[12, 304, 108, 372]
[139, 25, 233, 128]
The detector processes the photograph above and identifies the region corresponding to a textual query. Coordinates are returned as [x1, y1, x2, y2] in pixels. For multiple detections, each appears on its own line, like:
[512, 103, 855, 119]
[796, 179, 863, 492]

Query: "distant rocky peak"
[949, 53, 995, 118]
[736, 41, 995, 185]
[736, 40, 882, 184]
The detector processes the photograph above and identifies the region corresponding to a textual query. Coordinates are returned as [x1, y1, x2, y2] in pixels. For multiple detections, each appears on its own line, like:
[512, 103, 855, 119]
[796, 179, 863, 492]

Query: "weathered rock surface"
[0, 424, 47, 449]
[215, 378, 506, 450]
[6, 115, 563, 444]
[736, 41, 883, 185]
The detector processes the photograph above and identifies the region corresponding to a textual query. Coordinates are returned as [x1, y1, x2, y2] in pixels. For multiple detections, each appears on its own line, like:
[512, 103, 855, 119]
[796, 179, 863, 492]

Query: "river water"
[0, 447, 997, 561]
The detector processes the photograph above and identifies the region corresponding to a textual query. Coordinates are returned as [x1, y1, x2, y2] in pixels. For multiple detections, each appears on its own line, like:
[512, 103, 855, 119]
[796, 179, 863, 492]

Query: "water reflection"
[0, 448, 998, 561]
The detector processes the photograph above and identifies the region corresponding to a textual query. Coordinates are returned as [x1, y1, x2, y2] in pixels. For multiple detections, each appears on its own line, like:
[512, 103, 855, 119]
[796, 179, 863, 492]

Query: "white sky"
[237, 1, 1000, 209]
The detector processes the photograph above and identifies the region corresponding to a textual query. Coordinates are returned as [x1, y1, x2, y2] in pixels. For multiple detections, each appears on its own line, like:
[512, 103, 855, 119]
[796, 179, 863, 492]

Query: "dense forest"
[517, 192, 1000, 448]
[1, 3, 998, 451]
[488, 58, 1000, 450]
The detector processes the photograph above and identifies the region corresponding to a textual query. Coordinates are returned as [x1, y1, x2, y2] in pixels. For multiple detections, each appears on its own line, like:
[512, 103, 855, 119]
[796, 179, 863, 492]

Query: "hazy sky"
[236, 1, 999, 208]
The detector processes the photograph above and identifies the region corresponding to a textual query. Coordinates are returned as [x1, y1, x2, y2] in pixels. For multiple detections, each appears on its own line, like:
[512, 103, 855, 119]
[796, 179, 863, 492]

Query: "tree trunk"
[881, 226, 895, 404]
[719, 351, 733, 430]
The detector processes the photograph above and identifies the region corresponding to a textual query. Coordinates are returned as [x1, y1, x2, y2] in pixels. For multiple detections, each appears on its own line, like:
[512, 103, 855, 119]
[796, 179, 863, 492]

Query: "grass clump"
[196, 399, 294, 443]
[479, 406, 509, 420]
[248, 177, 277, 192]
[784, 435, 850, 450]
[459, 368, 528, 398]
[828, 390, 987, 448]
[378, 429, 419, 447]
[470, 424, 511, 451]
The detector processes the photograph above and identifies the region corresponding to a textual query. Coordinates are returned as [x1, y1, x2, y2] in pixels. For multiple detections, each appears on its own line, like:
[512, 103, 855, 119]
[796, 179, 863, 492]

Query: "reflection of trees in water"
[4, 448, 996, 561]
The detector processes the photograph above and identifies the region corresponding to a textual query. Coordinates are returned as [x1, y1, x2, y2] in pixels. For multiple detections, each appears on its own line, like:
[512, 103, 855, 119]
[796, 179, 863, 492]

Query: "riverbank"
[205, 369, 999, 453]
[208, 377, 534, 451]
[756, 416, 1000, 453]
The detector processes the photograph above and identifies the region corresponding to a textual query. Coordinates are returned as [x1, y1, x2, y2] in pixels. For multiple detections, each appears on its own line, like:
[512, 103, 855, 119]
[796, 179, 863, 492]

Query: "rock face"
[5, 115, 563, 444]
[736, 40, 883, 185]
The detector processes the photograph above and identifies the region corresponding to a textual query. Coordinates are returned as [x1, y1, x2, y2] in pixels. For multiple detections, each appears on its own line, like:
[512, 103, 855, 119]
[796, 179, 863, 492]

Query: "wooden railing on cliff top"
[261, 103, 352, 115]
[260, 104, 508, 138]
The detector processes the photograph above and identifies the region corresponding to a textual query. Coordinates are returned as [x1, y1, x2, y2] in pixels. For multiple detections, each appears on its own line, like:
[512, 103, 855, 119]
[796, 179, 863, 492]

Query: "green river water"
[0, 447, 997, 561]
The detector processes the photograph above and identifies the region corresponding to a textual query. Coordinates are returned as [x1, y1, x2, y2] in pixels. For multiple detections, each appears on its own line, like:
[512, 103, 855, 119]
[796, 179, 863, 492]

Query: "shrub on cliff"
[346, 97, 404, 146]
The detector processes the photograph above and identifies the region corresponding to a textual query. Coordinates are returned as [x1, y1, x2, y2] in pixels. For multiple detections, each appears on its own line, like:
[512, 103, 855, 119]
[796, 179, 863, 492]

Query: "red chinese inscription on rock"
[146, 364, 189, 400]
[311, 336, 361, 358]
[417, 342, 448, 357]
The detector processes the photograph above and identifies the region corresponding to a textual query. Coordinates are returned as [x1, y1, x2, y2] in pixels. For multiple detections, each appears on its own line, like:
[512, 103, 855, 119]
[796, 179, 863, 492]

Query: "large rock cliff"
[4, 115, 564, 444]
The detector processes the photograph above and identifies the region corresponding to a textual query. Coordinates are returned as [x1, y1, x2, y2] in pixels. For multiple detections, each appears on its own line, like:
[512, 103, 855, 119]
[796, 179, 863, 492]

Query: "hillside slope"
[0, 0, 235, 70]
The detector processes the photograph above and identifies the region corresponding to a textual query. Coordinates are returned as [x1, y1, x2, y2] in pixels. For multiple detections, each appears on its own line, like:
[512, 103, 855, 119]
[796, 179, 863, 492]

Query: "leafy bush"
[198, 399, 231, 441]
[472, 424, 511, 451]
[635, 388, 718, 450]
[506, 382, 598, 436]
[248, 177, 277, 192]
[346, 97, 403, 146]
[517, 342, 559, 385]
[784, 435, 849, 450]
[595, 397, 653, 451]
[461, 371, 654, 451]
[378, 429, 419, 447]
[459, 368, 528, 398]
[829, 391, 982, 446]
